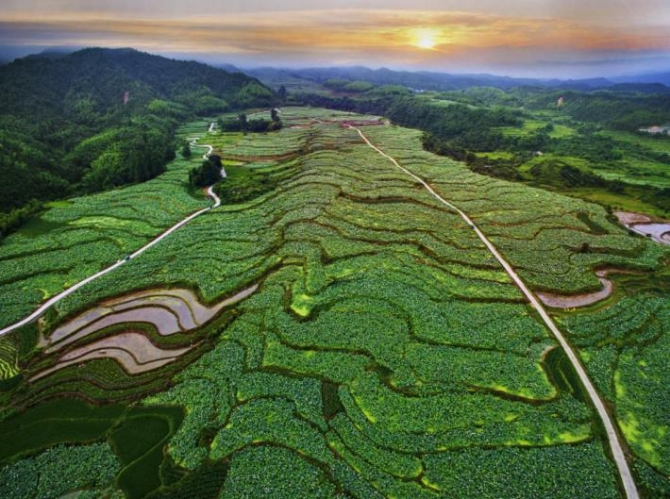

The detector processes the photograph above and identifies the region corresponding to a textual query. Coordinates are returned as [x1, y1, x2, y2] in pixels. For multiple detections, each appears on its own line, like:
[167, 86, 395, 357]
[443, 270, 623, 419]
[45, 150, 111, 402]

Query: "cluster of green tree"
[386, 97, 521, 147]
[555, 134, 670, 164]
[648, 187, 670, 212]
[508, 89, 670, 132]
[530, 160, 608, 188]
[0, 128, 69, 212]
[0, 99, 179, 219]
[189, 154, 223, 188]
[467, 157, 522, 181]
[1, 48, 273, 121]
[356, 83, 670, 134]
[0, 200, 42, 239]
[294, 85, 408, 116]
[322, 79, 376, 93]
[213, 172, 279, 203]
[437, 87, 524, 107]
[465, 147, 670, 207]
[0, 48, 277, 237]
[217, 110, 283, 134]
[74, 117, 177, 192]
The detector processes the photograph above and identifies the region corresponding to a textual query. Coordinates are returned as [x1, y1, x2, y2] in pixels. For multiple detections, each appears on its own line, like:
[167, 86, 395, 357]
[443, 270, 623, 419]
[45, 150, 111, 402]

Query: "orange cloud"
[1, 9, 668, 62]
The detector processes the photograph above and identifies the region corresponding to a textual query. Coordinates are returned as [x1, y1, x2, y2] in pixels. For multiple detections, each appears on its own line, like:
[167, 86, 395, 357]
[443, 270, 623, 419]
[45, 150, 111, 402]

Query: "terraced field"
[0, 337, 18, 380]
[0, 108, 668, 499]
[0, 121, 214, 330]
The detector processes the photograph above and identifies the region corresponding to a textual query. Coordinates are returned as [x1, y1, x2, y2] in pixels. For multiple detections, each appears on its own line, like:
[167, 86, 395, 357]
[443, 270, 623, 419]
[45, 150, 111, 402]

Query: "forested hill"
[0, 48, 274, 234]
[0, 48, 272, 120]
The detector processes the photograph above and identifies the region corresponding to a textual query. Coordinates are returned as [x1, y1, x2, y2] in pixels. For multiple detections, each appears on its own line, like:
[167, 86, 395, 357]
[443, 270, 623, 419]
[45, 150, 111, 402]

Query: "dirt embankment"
[536, 273, 614, 309]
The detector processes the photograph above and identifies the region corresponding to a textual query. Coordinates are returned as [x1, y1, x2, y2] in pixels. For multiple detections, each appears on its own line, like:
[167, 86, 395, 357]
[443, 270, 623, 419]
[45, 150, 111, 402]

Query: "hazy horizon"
[1, 0, 669, 79]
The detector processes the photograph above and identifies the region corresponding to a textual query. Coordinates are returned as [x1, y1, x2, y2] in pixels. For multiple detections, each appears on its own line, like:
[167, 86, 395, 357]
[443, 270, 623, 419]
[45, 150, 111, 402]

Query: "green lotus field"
[1, 108, 668, 499]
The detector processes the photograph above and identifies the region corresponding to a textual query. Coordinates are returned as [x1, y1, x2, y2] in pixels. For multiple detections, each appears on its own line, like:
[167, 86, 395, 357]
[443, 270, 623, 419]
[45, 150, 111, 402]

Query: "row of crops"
[0, 338, 18, 381]
[0, 108, 668, 498]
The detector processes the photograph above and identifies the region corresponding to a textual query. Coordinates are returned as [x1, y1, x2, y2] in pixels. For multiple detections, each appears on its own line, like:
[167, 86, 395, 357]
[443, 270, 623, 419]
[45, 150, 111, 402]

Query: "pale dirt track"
[350, 125, 639, 499]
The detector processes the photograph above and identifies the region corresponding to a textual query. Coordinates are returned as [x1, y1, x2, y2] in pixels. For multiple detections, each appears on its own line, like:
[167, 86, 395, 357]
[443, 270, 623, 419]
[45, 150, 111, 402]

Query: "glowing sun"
[416, 35, 436, 50]
[411, 29, 440, 50]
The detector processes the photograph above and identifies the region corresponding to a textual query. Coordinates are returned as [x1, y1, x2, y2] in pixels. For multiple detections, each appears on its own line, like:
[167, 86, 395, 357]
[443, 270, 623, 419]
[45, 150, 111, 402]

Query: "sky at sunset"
[1, 0, 669, 78]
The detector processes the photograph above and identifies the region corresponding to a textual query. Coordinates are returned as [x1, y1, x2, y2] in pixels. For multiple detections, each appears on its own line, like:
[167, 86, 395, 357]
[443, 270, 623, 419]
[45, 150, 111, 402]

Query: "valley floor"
[1, 108, 669, 499]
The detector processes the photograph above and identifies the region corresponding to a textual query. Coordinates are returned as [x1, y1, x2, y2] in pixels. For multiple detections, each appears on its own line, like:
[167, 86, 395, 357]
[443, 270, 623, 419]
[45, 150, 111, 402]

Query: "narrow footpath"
[350, 125, 639, 499]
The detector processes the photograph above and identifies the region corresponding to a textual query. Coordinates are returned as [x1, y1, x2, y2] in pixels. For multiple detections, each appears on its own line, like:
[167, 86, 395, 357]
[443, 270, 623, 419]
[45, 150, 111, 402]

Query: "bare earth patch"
[615, 211, 652, 225]
[537, 277, 614, 309]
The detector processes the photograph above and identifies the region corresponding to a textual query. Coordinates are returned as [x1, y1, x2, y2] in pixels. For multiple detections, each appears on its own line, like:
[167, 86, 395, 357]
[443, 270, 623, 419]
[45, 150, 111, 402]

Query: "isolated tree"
[277, 85, 287, 102]
[189, 159, 221, 187]
[267, 109, 283, 132]
[181, 141, 192, 158]
[238, 113, 249, 134]
[208, 154, 222, 168]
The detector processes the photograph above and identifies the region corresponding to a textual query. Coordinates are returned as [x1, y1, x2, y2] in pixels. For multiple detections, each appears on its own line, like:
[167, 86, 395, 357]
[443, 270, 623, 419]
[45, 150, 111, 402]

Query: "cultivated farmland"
[0, 108, 668, 499]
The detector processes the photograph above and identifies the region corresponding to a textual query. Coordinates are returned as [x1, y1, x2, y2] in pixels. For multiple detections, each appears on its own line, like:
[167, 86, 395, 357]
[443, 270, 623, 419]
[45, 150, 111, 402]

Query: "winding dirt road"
[189, 137, 214, 160]
[0, 184, 221, 339]
[350, 125, 639, 499]
[191, 126, 227, 178]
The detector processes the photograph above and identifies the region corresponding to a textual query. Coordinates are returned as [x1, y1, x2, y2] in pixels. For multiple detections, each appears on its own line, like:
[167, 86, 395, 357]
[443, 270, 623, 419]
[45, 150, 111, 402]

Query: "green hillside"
[0, 48, 274, 233]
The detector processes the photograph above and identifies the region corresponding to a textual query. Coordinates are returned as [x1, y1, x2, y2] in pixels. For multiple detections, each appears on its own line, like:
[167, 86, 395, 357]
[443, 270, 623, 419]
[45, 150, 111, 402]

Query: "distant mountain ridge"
[612, 72, 670, 86]
[243, 65, 670, 93]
